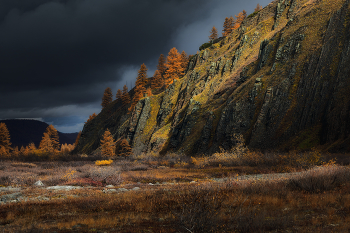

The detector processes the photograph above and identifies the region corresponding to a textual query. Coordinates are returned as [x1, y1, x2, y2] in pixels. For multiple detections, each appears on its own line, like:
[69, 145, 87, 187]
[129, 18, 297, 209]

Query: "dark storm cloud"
[0, 0, 273, 132]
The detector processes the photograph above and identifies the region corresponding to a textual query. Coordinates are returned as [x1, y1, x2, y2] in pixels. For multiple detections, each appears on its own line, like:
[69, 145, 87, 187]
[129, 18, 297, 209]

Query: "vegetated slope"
[0, 119, 78, 148]
[76, 0, 350, 155]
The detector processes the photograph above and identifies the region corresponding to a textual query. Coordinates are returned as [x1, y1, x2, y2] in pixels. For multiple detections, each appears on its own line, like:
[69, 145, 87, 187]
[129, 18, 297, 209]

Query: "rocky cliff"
[76, 0, 350, 155]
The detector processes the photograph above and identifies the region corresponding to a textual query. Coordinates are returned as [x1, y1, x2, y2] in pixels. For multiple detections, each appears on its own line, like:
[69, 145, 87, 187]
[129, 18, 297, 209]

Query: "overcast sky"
[0, 0, 273, 133]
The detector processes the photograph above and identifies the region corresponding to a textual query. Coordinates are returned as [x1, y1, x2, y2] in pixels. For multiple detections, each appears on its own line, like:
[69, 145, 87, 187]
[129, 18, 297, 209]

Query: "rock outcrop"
[76, 0, 350, 155]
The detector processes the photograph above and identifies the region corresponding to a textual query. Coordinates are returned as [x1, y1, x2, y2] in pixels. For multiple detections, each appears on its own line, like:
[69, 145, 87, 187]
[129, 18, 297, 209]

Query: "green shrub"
[199, 42, 212, 51]
[248, 10, 260, 18]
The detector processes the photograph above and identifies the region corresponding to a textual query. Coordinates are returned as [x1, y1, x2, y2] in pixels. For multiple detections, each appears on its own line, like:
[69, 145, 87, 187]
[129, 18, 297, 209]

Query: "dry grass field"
[0, 150, 350, 232]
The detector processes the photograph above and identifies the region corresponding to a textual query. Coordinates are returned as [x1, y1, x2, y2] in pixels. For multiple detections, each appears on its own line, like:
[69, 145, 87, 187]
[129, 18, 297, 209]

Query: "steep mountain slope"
[0, 119, 78, 148]
[76, 0, 350, 155]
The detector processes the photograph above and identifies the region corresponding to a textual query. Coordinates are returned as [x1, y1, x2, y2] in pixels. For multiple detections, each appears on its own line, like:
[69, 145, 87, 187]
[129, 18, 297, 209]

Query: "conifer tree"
[0, 123, 11, 157]
[20, 146, 26, 157]
[75, 131, 82, 146]
[209, 26, 218, 41]
[145, 88, 153, 97]
[255, 4, 262, 12]
[180, 50, 189, 74]
[157, 54, 167, 76]
[233, 11, 247, 29]
[121, 85, 131, 106]
[100, 129, 115, 157]
[164, 47, 184, 87]
[101, 87, 113, 109]
[45, 125, 60, 151]
[117, 139, 132, 157]
[39, 132, 54, 153]
[28, 142, 36, 154]
[116, 89, 122, 100]
[151, 70, 163, 89]
[135, 63, 148, 95]
[128, 85, 144, 112]
[85, 113, 97, 123]
[12, 146, 20, 157]
[222, 16, 235, 36]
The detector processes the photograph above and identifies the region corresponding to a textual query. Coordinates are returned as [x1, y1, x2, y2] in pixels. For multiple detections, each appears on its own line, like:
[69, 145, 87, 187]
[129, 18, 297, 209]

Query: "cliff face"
[76, 0, 350, 155]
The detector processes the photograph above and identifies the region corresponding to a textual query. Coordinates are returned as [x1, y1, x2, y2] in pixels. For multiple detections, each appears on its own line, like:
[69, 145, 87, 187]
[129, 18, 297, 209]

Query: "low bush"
[95, 159, 113, 166]
[199, 42, 212, 51]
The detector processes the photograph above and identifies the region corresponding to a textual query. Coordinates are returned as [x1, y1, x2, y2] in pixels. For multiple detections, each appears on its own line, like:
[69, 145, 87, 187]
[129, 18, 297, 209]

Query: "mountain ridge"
[0, 119, 78, 148]
[76, 0, 350, 155]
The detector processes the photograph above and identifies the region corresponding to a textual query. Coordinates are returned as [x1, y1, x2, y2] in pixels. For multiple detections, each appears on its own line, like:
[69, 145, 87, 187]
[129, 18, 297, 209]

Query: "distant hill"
[0, 119, 78, 148]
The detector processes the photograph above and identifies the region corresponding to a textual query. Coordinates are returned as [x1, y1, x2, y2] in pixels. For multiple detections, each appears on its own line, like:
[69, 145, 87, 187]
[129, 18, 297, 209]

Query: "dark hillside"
[0, 119, 78, 148]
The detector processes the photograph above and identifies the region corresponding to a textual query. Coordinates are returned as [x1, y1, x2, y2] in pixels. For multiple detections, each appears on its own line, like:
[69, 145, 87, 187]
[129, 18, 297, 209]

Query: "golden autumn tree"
[101, 87, 113, 109]
[45, 125, 60, 151]
[255, 3, 263, 12]
[145, 88, 152, 97]
[233, 10, 247, 29]
[100, 129, 116, 157]
[222, 16, 235, 36]
[75, 131, 82, 146]
[116, 139, 132, 157]
[151, 70, 163, 89]
[157, 54, 167, 76]
[209, 26, 218, 41]
[135, 63, 148, 95]
[180, 50, 189, 74]
[0, 122, 11, 157]
[121, 85, 131, 106]
[116, 89, 122, 100]
[85, 113, 97, 123]
[164, 47, 184, 87]
[129, 64, 148, 111]
[12, 147, 20, 157]
[39, 132, 54, 153]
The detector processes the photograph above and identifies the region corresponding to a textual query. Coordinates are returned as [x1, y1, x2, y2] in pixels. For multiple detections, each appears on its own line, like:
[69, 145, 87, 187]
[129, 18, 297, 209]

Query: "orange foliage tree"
[151, 70, 163, 89]
[39, 132, 54, 153]
[255, 4, 263, 12]
[116, 89, 122, 100]
[145, 88, 152, 97]
[116, 139, 132, 157]
[157, 54, 167, 76]
[164, 47, 184, 87]
[209, 26, 218, 41]
[45, 125, 60, 151]
[0, 122, 11, 157]
[233, 10, 247, 29]
[75, 131, 82, 146]
[129, 64, 148, 111]
[85, 113, 97, 123]
[222, 16, 235, 36]
[121, 85, 131, 106]
[100, 129, 115, 157]
[180, 50, 189, 73]
[101, 87, 113, 109]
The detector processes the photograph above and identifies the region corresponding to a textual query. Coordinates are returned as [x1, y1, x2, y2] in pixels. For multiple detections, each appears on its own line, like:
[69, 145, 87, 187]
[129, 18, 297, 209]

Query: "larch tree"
[101, 87, 113, 109]
[157, 54, 167, 76]
[45, 125, 60, 151]
[135, 63, 148, 95]
[145, 88, 152, 97]
[233, 10, 247, 29]
[117, 139, 132, 157]
[128, 85, 144, 112]
[180, 50, 189, 74]
[255, 4, 263, 12]
[0, 123, 11, 157]
[100, 129, 116, 157]
[222, 16, 235, 36]
[164, 47, 183, 87]
[39, 132, 54, 153]
[209, 26, 218, 41]
[121, 85, 131, 106]
[151, 70, 163, 89]
[85, 113, 97, 123]
[116, 89, 123, 100]
[75, 131, 82, 146]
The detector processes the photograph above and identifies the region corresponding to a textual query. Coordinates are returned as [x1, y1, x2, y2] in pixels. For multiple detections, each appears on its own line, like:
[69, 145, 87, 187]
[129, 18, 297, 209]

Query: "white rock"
[46, 186, 82, 190]
[131, 187, 140, 191]
[34, 180, 44, 186]
[117, 188, 128, 192]
[105, 185, 115, 188]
